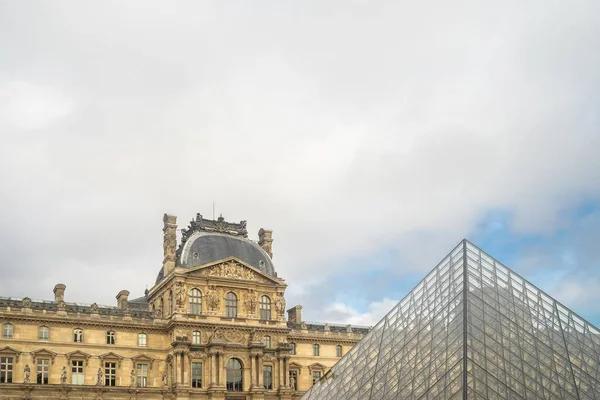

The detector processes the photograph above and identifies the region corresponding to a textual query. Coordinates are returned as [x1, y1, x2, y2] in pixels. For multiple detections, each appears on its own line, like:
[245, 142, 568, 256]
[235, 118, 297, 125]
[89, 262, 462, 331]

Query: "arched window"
[169, 291, 174, 316]
[313, 344, 320, 356]
[189, 288, 202, 315]
[259, 295, 271, 321]
[73, 328, 83, 343]
[226, 358, 243, 391]
[192, 331, 201, 345]
[2, 323, 13, 339]
[264, 335, 271, 348]
[336, 345, 343, 357]
[38, 326, 49, 340]
[138, 333, 147, 347]
[290, 343, 296, 355]
[225, 292, 237, 318]
[159, 298, 164, 317]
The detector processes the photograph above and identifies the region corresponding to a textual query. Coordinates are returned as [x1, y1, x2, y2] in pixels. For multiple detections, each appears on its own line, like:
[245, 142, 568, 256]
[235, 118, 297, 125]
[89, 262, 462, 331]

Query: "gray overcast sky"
[1, 1, 599, 325]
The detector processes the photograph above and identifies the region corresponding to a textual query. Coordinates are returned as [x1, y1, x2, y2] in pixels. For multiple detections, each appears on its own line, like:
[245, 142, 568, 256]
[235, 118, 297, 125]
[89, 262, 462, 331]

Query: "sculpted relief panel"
[194, 261, 270, 283]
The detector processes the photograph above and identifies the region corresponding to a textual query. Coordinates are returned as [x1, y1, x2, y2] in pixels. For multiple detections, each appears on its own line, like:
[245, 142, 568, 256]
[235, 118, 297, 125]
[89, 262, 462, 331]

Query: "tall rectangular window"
[0, 357, 13, 383]
[2, 324, 13, 339]
[191, 362, 202, 388]
[37, 359, 49, 384]
[312, 371, 322, 385]
[104, 362, 116, 387]
[106, 331, 115, 345]
[138, 333, 147, 347]
[263, 365, 273, 390]
[289, 370, 298, 391]
[336, 345, 343, 357]
[73, 329, 83, 343]
[136, 363, 148, 388]
[71, 360, 84, 385]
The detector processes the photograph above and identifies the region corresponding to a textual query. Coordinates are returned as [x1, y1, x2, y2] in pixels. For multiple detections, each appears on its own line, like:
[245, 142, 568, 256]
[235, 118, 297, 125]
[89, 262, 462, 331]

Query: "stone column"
[175, 353, 182, 385]
[278, 357, 284, 388]
[209, 353, 216, 386]
[249, 355, 254, 388]
[258, 355, 264, 387]
[183, 352, 189, 386]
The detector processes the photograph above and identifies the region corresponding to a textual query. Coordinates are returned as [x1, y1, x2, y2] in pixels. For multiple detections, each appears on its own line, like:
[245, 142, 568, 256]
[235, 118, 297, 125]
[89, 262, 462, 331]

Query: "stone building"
[0, 214, 368, 400]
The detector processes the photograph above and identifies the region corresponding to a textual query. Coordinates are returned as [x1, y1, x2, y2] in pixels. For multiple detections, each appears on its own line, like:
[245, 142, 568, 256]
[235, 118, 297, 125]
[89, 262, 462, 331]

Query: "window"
[264, 335, 271, 348]
[226, 358, 243, 391]
[191, 362, 202, 388]
[38, 326, 49, 341]
[189, 288, 202, 315]
[160, 298, 164, 317]
[263, 365, 273, 390]
[0, 357, 13, 383]
[336, 345, 343, 357]
[73, 328, 83, 343]
[169, 291, 174, 316]
[192, 331, 201, 345]
[225, 292, 237, 318]
[313, 344, 320, 356]
[71, 360, 84, 385]
[37, 359, 49, 384]
[106, 331, 115, 345]
[312, 370, 322, 385]
[2, 323, 13, 339]
[136, 363, 148, 388]
[259, 295, 271, 321]
[290, 343, 296, 355]
[289, 370, 298, 391]
[138, 333, 147, 347]
[104, 362, 116, 387]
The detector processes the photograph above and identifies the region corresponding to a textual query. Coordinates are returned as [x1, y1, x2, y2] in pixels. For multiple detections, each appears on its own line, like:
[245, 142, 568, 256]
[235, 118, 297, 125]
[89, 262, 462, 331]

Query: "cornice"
[286, 335, 362, 345]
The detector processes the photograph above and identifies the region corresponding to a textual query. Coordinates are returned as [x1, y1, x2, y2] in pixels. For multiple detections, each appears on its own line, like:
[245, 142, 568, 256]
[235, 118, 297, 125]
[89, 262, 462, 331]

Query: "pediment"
[185, 257, 279, 284]
[99, 352, 124, 365]
[132, 354, 155, 369]
[32, 348, 56, 363]
[289, 361, 303, 371]
[308, 362, 327, 371]
[66, 350, 91, 365]
[0, 346, 21, 361]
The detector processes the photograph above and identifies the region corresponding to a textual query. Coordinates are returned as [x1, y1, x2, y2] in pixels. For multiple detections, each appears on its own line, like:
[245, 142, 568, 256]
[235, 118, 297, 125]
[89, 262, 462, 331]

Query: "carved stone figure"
[60, 366, 67, 384]
[22, 297, 32, 308]
[23, 364, 31, 383]
[91, 303, 99, 312]
[290, 376, 296, 390]
[154, 307, 163, 318]
[244, 289, 258, 314]
[130, 369, 136, 387]
[174, 282, 187, 308]
[57, 301, 66, 311]
[248, 328, 258, 343]
[162, 372, 168, 387]
[275, 292, 286, 316]
[96, 368, 103, 386]
[198, 261, 261, 282]
[206, 285, 220, 311]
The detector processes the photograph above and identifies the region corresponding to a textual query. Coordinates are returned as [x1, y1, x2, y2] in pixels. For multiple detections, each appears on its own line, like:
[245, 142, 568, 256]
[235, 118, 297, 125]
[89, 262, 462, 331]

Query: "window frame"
[336, 344, 343, 357]
[71, 360, 84, 385]
[313, 344, 320, 356]
[136, 363, 149, 388]
[264, 335, 271, 348]
[191, 361, 202, 388]
[289, 369, 299, 391]
[226, 358, 243, 392]
[189, 288, 202, 315]
[73, 328, 83, 343]
[225, 292, 238, 318]
[106, 331, 116, 345]
[38, 326, 49, 341]
[290, 343, 296, 355]
[259, 295, 271, 321]
[104, 361, 116, 387]
[312, 370, 322, 385]
[138, 333, 147, 347]
[263, 364, 273, 390]
[2, 323, 14, 339]
[0, 356, 13, 383]
[36, 358, 50, 384]
[192, 331, 201, 345]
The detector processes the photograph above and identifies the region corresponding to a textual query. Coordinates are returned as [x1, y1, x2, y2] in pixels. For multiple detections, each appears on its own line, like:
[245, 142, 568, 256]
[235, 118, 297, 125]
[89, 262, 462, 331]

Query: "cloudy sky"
[1, 1, 599, 327]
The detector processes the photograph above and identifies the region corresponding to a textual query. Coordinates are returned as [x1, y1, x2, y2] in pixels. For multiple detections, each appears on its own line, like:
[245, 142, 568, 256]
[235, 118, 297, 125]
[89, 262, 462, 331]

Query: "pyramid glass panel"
[301, 240, 600, 400]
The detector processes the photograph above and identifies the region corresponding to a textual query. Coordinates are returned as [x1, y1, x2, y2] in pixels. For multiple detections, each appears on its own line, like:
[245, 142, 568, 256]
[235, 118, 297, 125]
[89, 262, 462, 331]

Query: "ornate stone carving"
[60, 366, 67, 384]
[162, 372, 168, 388]
[57, 301, 66, 311]
[223, 329, 245, 344]
[208, 326, 224, 342]
[129, 369, 135, 387]
[91, 303, 99, 312]
[23, 364, 31, 383]
[275, 292, 286, 316]
[181, 214, 248, 244]
[21, 297, 32, 308]
[196, 261, 268, 282]
[96, 368, 103, 386]
[206, 285, 220, 312]
[263, 354, 274, 361]
[154, 307, 162, 318]
[174, 282, 187, 308]
[244, 289, 258, 314]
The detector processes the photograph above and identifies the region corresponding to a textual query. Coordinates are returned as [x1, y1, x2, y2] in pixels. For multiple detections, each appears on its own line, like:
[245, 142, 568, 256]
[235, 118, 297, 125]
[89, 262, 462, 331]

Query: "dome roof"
[155, 214, 276, 284]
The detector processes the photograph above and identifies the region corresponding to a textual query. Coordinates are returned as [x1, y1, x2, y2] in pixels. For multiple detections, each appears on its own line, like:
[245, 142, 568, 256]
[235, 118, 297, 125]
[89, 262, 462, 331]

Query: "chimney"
[116, 290, 130, 310]
[287, 305, 303, 324]
[53, 284, 66, 303]
[258, 228, 273, 258]
[163, 214, 177, 278]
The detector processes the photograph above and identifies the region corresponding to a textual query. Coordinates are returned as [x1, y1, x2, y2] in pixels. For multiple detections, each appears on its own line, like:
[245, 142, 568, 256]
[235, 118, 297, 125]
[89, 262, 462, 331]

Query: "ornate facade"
[0, 214, 368, 400]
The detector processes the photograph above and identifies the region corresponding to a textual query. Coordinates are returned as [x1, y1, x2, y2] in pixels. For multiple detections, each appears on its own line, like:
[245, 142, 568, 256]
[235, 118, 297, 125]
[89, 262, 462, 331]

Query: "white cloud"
[324, 299, 399, 326]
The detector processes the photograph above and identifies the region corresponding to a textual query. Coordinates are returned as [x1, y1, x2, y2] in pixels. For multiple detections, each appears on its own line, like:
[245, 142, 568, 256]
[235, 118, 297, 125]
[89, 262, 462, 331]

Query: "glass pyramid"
[302, 240, 600, 400]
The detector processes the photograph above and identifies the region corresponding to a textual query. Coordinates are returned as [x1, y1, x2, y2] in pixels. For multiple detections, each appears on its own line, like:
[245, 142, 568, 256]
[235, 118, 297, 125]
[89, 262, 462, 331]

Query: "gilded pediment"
[187, 259, 274, 284]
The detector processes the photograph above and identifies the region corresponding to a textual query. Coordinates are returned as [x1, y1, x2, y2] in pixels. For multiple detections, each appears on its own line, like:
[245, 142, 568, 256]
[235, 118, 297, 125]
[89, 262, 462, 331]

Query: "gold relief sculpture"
[196, 261, 268, 282]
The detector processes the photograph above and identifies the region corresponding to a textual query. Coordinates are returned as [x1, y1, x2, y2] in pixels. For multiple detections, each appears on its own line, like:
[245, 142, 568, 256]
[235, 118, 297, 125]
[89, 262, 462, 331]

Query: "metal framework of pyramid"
[302, 240, 600, 400]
